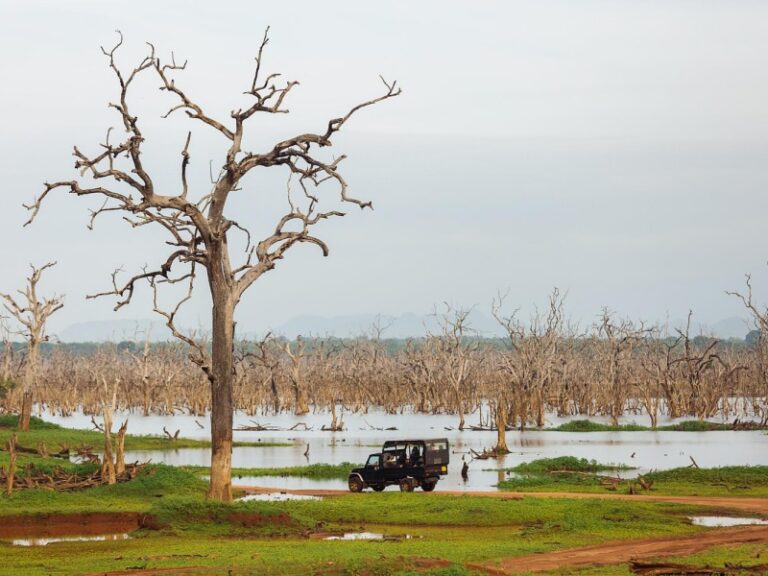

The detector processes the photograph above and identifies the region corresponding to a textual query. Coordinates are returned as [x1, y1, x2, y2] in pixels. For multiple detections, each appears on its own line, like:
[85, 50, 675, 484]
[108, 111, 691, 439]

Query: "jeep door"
[361, 454, 382, 483]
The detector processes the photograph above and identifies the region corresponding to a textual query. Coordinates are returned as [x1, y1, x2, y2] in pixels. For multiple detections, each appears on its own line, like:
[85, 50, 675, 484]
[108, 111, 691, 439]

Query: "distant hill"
[261, 310, 506, 339]
[56, 313, 753, 343]
[57, 311, 506, 342]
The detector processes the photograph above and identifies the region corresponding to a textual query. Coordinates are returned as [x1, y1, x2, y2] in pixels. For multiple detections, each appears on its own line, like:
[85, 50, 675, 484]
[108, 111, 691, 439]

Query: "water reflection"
[38, 408, 768, 492]
[237, 492, 321, 502]
[689, 516, 768, 527]
[10, 534, 131, 546]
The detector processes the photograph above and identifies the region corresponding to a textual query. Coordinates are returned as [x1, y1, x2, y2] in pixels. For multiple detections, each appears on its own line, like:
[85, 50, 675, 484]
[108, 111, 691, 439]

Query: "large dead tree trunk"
[494, 396, 509, 453]
[208, 289, 235, 501]
[19, 340, 39, 431]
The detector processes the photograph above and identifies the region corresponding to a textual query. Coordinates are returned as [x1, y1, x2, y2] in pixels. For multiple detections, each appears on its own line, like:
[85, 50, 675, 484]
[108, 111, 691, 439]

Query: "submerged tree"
[492, 288, 565, 448]
[0, 263, 64, 431]
[26, 31, 400, 501]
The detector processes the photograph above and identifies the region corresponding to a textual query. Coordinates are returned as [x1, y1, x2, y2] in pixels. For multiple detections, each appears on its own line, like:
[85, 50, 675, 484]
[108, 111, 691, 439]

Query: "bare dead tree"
[432, 304, 480, 430]
[596, 309, 648, 427]
[638, 327, 678, 428]
[726, 276, 768, 419]
[26, 31, 400, 501]
[728, 274, 768, 335]
[492, 288, 565, 450]
[674, 312, 722, 419]
[0, 263, 64, 431]
[252, 332, 282, 413]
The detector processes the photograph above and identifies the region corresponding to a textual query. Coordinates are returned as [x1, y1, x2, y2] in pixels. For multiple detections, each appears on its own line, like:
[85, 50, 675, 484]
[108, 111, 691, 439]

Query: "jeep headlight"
[441, 466, 447, 473]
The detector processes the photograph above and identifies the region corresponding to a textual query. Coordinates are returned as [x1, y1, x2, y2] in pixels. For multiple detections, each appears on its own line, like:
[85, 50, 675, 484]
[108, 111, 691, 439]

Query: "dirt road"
[239, 485, 768, 573]
[471, 524, 768, 574]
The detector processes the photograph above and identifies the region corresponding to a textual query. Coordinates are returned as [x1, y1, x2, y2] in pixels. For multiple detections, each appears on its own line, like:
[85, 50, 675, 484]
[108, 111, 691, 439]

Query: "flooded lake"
[41, 407, 768, 492]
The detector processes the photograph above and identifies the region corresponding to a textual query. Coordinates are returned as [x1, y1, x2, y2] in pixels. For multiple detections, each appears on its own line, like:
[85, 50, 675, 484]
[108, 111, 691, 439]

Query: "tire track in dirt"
[470, 524, 768, 574]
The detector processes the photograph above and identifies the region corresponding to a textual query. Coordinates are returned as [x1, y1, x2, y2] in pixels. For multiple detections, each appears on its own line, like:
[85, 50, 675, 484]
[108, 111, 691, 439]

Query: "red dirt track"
[239, 485, 768, 573]
[472, 524, 768, 574]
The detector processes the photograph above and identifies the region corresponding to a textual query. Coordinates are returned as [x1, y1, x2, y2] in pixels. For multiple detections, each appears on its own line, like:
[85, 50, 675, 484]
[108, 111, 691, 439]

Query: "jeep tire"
[348, 476, 364, 493]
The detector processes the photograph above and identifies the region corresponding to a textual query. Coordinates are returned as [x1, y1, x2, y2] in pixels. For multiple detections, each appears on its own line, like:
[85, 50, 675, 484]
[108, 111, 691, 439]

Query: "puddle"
[238, 492, 322, 502]
[10, 534, 131, 546]
[324, 532, 417, 541]
[689, 516, 768, 527]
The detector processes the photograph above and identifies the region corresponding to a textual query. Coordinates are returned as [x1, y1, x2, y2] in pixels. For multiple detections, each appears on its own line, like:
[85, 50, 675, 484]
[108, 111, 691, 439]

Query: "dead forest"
[2, 297, 767, 436]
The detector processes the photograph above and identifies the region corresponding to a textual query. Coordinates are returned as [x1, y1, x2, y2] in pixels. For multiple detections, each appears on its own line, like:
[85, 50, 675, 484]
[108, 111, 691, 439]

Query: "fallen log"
[0, 442, 69, 459]
[234, 421, 281, 431]
[0, 462, 149, 493]
[289, 422, 313, 431]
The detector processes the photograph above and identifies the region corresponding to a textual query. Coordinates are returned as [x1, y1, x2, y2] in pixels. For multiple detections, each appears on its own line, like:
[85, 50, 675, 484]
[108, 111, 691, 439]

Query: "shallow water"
[689, 516, 768, 527]
[325, 532, 385, 540]
[237, 492, 322, 502]
[9, 534, 131, 546]
[41, 407, 768, 491]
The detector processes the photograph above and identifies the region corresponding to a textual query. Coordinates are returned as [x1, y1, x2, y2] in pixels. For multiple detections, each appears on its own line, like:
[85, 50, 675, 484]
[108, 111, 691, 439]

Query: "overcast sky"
[1, 0, 767, 336]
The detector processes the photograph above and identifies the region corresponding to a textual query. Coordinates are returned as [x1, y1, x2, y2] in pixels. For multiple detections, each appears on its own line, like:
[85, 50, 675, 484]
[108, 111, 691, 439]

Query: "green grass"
[495, 456, 633, 474]
[548, 543, 768, 576]
[0, 414, 60, 429]
[641, 465, 768, 496]
[0, 414, 289, 450]
[490, 457, 633, 491]
[0, 451, 746, 576]
[548, 420, 649, 432]
[185, 462, 358, 480]
[653, 543, 768, 571]
[0, 464, 206, 515]
[0, 417, 764, 575]
[498, 458, 768, 497]
[660, 420, 732, 432]
[546, 419, 738, 432]
[0, 483, 709, 575]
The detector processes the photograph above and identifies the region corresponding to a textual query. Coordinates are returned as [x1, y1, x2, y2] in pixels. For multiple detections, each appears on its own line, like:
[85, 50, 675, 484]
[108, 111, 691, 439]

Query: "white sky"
[1, 0, 767, 335]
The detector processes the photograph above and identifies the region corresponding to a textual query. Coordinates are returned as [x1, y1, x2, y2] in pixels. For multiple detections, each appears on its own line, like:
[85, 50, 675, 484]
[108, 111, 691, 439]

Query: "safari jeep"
[347, 438, 449, 492]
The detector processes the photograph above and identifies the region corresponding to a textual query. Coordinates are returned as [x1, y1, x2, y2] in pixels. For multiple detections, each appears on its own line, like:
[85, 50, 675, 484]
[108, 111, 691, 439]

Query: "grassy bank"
[497, 457, 768, 497]
[0, 414, 289, 450]
[185, 462, 356, 480]
[0, 462, 715, 576]
[548, 419, 740, 432]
